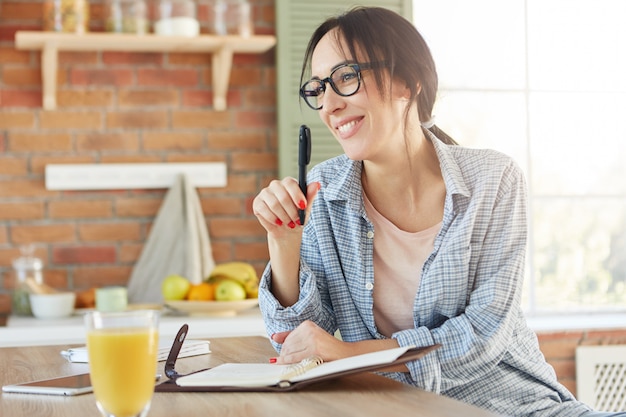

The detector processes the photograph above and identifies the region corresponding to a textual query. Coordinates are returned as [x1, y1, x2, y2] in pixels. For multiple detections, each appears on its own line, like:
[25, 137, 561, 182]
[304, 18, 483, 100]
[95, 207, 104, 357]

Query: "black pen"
[298, 125, 311, 225]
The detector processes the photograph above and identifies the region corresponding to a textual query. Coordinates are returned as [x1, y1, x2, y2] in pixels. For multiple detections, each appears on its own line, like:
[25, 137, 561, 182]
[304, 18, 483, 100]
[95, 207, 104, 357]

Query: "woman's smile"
[335, 117, 363, 138]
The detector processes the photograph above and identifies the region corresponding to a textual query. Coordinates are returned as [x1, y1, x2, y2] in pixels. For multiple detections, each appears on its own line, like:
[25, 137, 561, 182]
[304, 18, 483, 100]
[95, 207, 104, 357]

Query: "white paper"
[290, 345, 412, 382]
[61, 339, 210, 363]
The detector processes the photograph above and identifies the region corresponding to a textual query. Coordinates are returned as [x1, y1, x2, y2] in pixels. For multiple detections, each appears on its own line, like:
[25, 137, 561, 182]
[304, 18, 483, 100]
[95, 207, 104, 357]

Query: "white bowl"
[29, 292, 76, 319]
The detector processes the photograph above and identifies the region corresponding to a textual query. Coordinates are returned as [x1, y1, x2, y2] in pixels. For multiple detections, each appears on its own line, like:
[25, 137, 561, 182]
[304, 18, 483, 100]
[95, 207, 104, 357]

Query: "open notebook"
[155, 324, 440, 392]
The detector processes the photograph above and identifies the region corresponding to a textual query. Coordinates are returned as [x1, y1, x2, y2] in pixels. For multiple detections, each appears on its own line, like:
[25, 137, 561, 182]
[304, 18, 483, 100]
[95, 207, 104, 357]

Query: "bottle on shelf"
[211, 0, 253, 37]
[105, 0, 149, 34]
[154, 0, 200, 37]
[43, 0, 90, 33]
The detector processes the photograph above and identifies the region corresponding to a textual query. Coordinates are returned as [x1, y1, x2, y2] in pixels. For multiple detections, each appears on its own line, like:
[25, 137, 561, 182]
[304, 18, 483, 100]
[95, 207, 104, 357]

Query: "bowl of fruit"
[162, 262, 259, 316]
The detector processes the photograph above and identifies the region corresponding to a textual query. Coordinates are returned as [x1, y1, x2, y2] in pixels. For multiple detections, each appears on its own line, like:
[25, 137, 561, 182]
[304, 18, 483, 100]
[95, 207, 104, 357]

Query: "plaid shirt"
[259, 134, 591, 417]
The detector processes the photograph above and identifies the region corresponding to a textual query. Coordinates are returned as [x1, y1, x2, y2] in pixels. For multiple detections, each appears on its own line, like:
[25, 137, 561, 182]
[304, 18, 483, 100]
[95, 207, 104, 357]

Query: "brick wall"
[0, 0, 277, 320]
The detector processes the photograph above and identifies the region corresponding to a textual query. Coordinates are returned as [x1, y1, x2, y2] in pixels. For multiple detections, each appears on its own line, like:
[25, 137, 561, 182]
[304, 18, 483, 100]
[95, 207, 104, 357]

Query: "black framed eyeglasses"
[299, 62, 380, 110]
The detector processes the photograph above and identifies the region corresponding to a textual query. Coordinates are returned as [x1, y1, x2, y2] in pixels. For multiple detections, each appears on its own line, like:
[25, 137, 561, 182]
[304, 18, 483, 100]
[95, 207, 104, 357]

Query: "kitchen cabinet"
[14, 31, 276, 111]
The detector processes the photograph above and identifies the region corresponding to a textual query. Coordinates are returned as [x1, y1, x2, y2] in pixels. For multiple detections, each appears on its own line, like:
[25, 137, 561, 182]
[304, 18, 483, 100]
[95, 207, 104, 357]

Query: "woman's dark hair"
[300, 6, 457, 145]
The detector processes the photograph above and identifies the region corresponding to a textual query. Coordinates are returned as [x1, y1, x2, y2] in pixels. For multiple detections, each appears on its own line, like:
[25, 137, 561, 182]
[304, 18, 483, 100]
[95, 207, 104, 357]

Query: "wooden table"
[0, 336, 503, 417]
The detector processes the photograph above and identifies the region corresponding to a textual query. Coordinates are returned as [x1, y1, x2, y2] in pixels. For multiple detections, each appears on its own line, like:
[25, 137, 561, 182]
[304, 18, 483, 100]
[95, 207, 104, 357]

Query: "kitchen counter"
[5, 306, 621, 348]
[0, 307, 266, 347]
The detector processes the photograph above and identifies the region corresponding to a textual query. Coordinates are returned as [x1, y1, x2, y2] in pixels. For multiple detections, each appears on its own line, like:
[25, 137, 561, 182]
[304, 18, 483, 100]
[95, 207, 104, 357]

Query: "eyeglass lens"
[301, 64, 361, 110]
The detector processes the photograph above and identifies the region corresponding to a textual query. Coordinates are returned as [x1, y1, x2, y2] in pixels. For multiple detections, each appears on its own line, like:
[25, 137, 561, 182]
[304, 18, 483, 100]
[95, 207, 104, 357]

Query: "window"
[413, 0, 626, 313]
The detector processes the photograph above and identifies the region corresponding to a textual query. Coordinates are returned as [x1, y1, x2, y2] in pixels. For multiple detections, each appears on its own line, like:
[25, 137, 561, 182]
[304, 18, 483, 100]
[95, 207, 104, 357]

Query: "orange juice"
[87, 327, 158, 417]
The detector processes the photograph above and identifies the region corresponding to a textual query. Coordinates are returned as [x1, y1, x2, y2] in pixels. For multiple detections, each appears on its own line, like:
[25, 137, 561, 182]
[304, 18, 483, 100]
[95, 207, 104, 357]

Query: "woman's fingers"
[272, 320, 341, 364]
[253, 180, 292, 227]
[253, 178, 320, 230]
[270, 330, 291, 344]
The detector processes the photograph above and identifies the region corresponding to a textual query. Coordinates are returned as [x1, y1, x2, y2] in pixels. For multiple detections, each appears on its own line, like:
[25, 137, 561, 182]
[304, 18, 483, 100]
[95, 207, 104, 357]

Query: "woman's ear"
[392, 79, 413, 101]
[402, 83, 413, 100]
[400, 81, 419, 100]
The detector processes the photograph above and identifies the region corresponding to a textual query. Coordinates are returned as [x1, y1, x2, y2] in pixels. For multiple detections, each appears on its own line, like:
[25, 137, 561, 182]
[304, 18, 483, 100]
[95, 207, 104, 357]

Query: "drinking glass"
[85, 310, 159, 417]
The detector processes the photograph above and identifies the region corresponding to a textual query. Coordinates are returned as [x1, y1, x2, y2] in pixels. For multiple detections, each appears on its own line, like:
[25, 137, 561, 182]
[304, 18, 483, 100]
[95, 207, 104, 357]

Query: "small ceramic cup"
[95, 287, 128, 312]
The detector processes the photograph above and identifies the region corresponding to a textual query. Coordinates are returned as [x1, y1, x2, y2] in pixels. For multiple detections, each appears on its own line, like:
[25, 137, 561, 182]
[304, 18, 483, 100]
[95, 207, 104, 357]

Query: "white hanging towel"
[127, 173, 215, 303]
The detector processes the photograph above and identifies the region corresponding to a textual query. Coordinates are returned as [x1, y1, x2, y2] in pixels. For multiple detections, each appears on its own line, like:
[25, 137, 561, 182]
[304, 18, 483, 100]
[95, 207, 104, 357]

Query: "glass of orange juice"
[84, 310, 159, 417]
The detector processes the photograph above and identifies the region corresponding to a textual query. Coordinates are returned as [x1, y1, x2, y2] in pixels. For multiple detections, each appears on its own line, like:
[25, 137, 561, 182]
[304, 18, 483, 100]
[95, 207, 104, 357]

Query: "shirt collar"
[322, 133, 471, 214]
[426, 131, 470, 200]
[323, 156, 365, 213]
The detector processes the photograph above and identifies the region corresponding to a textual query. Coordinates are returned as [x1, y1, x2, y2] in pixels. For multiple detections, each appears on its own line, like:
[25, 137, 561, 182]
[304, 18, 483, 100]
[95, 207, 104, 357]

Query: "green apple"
[215, 279, 247, 301]
[161, 274, 191, 301]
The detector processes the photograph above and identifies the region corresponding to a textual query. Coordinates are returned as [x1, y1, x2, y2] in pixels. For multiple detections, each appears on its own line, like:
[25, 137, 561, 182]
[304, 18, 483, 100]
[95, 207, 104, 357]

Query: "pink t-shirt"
[363, 192, 441, 338]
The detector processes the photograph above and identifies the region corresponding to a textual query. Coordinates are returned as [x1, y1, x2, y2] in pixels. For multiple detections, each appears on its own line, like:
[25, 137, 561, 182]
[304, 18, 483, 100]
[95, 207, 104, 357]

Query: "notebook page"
[290, 345, 413, 382]
[176, 363, 290, 387]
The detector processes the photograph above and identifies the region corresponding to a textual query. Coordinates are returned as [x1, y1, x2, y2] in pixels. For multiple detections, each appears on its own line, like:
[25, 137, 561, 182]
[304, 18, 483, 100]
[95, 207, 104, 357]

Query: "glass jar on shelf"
[210, 0, 253, 37]
[154, 0, 200, 37]
[105, 0, 149, 34]
[43, 0, 90, 33]
[11, 245, 44, 317]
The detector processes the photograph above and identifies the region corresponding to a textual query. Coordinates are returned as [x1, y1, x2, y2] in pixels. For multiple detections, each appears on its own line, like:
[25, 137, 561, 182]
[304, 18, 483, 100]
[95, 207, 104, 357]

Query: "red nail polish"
[288, 221, 296, 229]
[275, 218, 283, 226]
[298, 200, 306, 210]
[269, 357, 277, 363]
[295, 218, 302, 226]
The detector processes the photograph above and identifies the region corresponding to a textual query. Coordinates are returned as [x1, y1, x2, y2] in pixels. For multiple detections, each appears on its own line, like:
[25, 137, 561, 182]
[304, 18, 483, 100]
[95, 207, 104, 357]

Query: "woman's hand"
[252, 179, 320, 307]
[252, 177, 320, 238]
[270, 320, 347, 364]
[271, 321, 405, 371]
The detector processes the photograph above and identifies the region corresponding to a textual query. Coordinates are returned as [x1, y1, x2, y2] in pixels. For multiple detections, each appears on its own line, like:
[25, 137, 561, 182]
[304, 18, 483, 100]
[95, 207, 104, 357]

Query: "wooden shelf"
[14, 31, 276, 111]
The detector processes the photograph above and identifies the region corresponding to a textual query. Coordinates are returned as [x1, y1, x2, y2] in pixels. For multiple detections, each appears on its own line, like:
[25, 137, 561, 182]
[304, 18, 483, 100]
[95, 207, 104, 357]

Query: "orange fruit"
[75, 287, 96, 308]
[186, 282, 216, 301]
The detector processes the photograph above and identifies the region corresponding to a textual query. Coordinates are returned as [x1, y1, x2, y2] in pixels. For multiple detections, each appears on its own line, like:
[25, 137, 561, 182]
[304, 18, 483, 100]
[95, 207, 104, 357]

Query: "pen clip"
[299, 125, 311, 167]
[164, 323, 188, 380]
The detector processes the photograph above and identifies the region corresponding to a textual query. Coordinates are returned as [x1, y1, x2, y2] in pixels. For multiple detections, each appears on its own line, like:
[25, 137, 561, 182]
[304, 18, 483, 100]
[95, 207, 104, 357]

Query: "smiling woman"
[252, 5, 623, 417]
